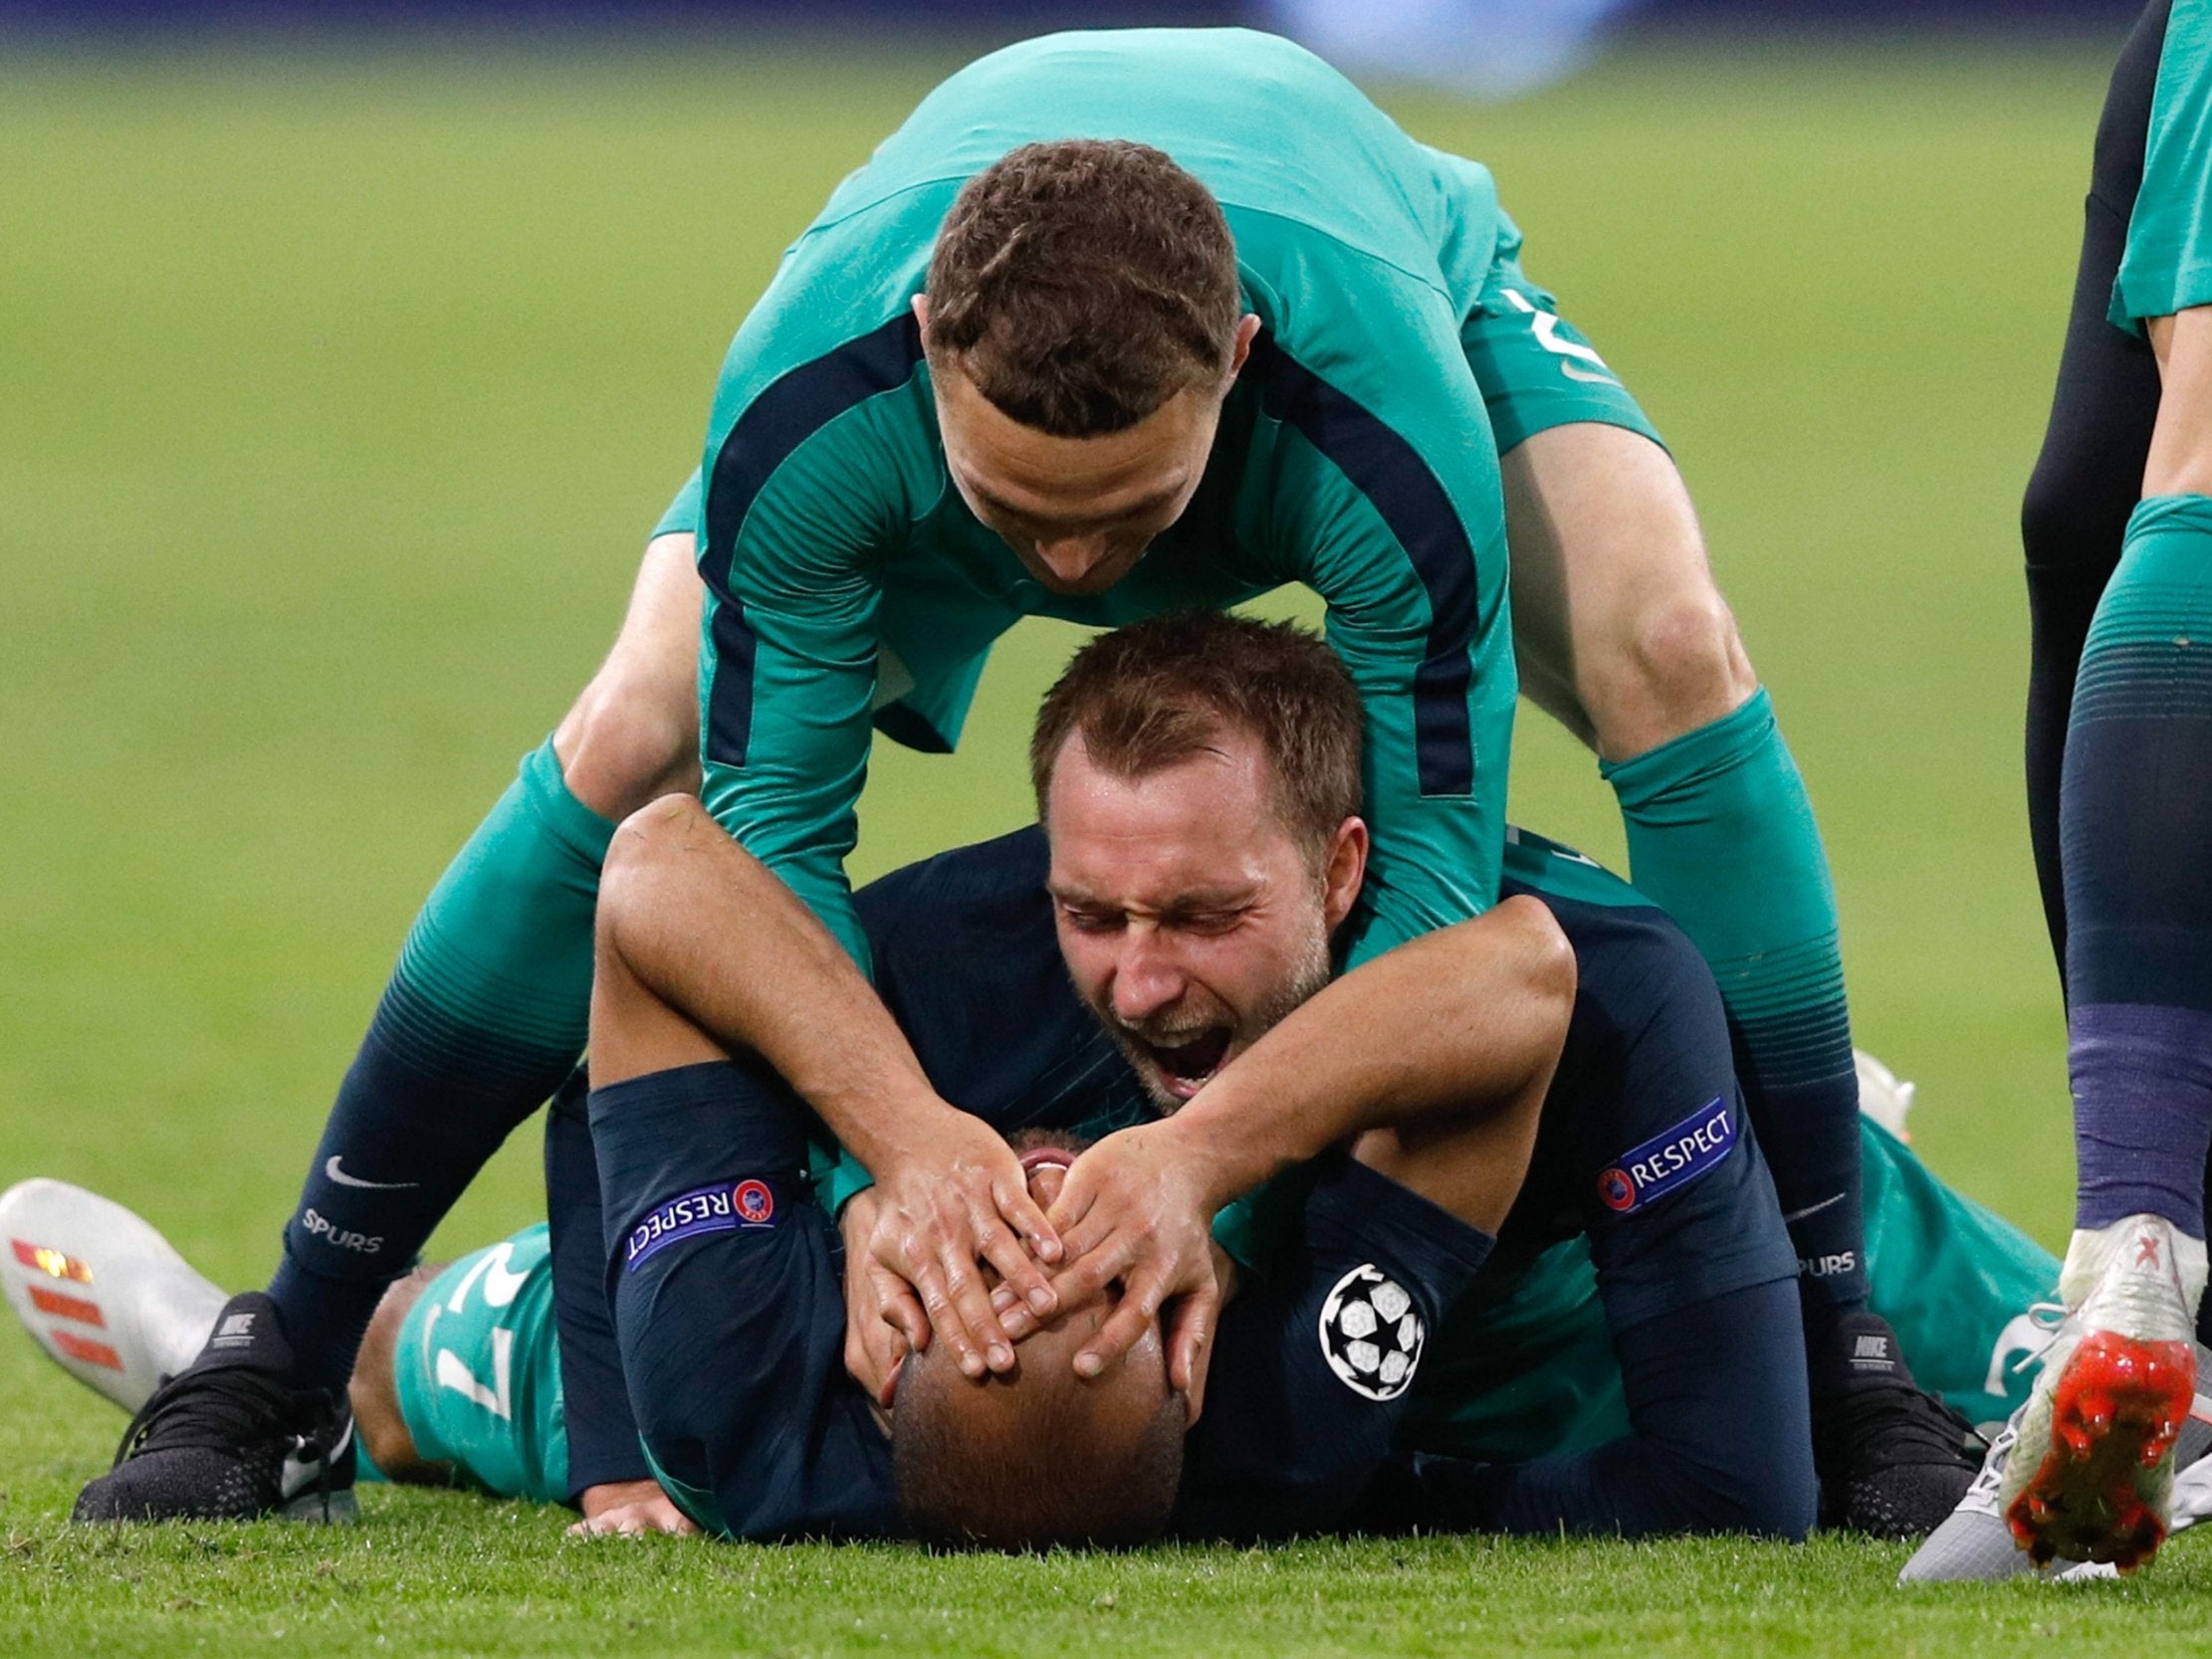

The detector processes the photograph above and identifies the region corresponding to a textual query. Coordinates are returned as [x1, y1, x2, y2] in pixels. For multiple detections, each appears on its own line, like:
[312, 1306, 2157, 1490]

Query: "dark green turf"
[0, 31, 2183, 1653]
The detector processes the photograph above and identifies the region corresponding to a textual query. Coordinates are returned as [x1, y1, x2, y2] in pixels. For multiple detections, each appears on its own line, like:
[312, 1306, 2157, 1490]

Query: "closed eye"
[1168, 911, 1244, 936]
[1058, 906, 1124, 934]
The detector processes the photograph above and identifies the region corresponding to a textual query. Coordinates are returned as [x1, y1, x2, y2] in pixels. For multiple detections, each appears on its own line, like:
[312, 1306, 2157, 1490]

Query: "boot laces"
[111, 1364, 330, 1469]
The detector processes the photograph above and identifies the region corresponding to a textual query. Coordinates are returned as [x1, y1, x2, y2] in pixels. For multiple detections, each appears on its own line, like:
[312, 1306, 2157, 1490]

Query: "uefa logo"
[735, 1180, 775, 1225]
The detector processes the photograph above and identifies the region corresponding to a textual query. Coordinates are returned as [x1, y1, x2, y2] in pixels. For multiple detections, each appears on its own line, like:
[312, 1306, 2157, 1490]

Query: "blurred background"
[0, 0, 2138, 1372]
[0, 0, 2148, 97]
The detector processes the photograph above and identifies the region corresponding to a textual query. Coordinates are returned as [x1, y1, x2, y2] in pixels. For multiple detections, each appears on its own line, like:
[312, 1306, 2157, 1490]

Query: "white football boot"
[0, 1178, 227, 1414]
[1900, 1343, 2212, 1582]
[1996, 1212, 2207, 1570]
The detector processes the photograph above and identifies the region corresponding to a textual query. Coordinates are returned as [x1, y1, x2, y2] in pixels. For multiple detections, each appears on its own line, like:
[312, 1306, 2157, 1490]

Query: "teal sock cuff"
[392, 739, 612, 1055]
[518, 736, 619, 866]
[1599, 686, 1776, 811]
[1599, 688, 1844, 1031]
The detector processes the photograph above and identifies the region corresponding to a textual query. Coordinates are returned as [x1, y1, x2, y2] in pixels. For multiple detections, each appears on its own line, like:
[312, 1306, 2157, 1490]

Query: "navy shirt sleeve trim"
[700, 311, 928, 768]
[1248, 328, 1481, 798]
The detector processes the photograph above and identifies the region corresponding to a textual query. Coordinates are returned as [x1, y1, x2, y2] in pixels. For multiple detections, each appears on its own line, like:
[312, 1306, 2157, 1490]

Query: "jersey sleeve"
[652, 470, 702, 541]
[1244, 324, 1517, 965]
[1379, 1276, 1815, 1539]
[2114, 3, 2212, 330]
[698, 415, 908, 969]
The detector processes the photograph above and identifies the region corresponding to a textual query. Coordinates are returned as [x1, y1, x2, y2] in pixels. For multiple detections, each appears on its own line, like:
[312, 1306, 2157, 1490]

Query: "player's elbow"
[1490, 895, 1579, 1053]
[602, 791, 706, 889]
[598, 795, 730, 948]
[1506, 894, 1578, 1008]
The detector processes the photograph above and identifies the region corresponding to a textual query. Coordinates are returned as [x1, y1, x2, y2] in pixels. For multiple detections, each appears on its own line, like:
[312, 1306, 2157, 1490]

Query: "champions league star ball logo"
[1317, 1264, 1425, 1401]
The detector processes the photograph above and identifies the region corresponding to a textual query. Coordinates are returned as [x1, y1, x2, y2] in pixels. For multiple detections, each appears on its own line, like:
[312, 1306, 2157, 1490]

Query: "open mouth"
[1134, 1027, 1233, 1098]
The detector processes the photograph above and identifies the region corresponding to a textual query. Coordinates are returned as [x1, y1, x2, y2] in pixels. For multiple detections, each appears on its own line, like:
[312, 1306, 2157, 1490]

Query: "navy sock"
[2072, 1006, 2212, 1233]
[2062, 497, 2212, 1242]
[269, 739, 614, 1391]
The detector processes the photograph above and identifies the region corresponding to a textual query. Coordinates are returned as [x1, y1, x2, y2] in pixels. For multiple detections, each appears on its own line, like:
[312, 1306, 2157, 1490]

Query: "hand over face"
[852, 1111, 1062, 1381]
[996, 1121, 1224, 1421]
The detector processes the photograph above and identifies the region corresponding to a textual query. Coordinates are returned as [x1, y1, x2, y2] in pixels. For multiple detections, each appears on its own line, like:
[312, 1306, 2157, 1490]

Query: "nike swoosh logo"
[281, 1414, 353, 1496]
[1781, 1192, 1847, 1224]
[325, 1156, 420, 1191]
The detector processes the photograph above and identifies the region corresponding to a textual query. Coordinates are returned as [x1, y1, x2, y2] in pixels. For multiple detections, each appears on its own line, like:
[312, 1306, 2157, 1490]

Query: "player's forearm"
[592, 796, 955, 1170]
[1170, 896, 1575, 1212]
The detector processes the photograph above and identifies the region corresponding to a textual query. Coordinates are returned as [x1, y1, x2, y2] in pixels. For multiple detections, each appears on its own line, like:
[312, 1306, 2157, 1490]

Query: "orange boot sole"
[2006, 1332, 2197, 1571]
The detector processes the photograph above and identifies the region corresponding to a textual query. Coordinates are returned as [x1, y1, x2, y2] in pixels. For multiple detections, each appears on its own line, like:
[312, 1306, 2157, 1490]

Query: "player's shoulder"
[699, 304, 938, 567]
[702, 173, 942, 460]
[854, 827, 1053, 971]
[1500, 828, 1717, 1024]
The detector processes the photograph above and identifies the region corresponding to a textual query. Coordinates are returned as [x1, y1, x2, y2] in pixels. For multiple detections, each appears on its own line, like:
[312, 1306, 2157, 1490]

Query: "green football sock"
[1602, 690, 1869, 1339]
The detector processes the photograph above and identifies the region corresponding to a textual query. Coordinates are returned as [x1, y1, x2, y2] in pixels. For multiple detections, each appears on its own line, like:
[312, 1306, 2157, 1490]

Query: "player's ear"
[1321, 816, 1368, 933]
[1225, 312, 1261, 380]
[911, 293, 932, 346]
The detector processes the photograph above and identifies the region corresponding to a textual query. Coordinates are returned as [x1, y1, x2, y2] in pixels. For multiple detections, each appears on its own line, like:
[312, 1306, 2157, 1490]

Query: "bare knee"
[1585, 589, 1757, 760]
[555, 670, 701, 822]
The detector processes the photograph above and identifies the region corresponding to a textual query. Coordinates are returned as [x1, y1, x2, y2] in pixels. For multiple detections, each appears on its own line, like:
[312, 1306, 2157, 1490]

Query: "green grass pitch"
[3, 30, 2207, 1655]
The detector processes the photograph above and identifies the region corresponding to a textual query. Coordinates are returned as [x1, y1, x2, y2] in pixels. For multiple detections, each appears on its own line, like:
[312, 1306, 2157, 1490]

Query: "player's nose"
[1110, 934, 1186, 1024]
[1031, 533, 1117, 586]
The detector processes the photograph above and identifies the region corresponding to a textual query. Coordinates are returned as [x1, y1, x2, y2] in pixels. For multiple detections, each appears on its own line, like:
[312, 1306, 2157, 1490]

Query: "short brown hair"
[924, 139, 1242, 437]
[1029, 612, 1365, 865]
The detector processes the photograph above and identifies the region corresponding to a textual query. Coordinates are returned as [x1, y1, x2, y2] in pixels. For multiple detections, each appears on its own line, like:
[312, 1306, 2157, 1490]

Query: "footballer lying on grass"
[15, 616, 2081, 1548]
[135, 24, 1951, 1545]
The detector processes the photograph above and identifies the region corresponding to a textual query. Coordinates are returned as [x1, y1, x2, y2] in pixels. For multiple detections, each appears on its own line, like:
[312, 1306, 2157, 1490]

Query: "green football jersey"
[683, 28, 1519, 973]
[2113, 0, 2212, 329]
[392, 1224, 570, 1505]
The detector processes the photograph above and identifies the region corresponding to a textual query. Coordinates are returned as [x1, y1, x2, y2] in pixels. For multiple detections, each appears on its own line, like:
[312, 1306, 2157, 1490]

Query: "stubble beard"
[1102, 924, 1337, 1116]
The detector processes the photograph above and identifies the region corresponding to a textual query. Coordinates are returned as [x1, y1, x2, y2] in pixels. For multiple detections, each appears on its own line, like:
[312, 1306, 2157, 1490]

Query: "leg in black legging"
[2020, 0, 2168, 983]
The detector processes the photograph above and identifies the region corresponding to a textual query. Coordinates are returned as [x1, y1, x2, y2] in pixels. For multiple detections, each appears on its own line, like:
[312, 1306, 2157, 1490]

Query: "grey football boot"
[1900, 1339, 2212, 1582]
[1, 1178, 226, 1412]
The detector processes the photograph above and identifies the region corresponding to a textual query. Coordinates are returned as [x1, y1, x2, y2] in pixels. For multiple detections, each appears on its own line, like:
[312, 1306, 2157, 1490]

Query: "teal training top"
[2115, 0, 2212, 329]
[678, 28, 1518, 971]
